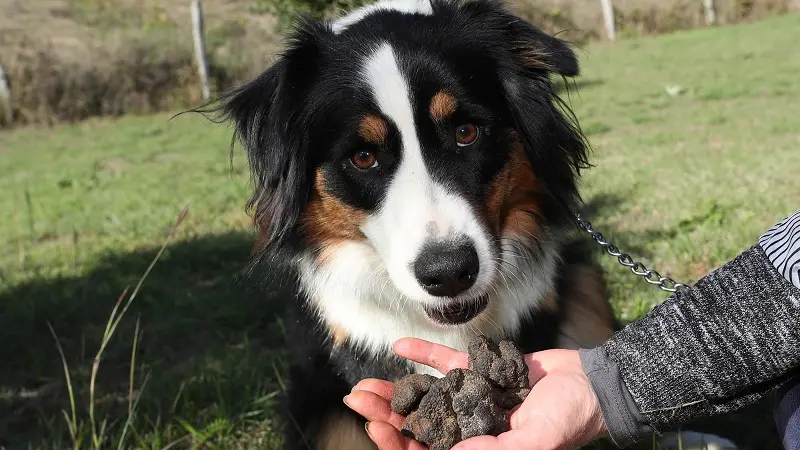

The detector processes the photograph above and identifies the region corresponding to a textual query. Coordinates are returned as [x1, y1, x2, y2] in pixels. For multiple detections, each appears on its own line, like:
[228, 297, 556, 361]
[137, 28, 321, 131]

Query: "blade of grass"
[117, 316, 143, 449]
[90, 285, 130, 449]
[24, 189, 34, 237]
[15, 210, 26, 269]
[161, 434, 193, 450]
[96, 418, 108, 449]
[48, 322, 78, 450]
[129, 317, 141, 416]
[176, 418, 201, 449]
[117, 371, 151, 450]
[170, 381, 187, 415]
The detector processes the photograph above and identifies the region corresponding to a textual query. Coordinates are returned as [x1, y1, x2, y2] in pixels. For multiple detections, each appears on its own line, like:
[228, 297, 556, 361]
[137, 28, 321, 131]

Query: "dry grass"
[6, 34, 199, 125]
[507, 0, 793, 43]
[0, 0, 795, 127]
[0, 0, 279, 126]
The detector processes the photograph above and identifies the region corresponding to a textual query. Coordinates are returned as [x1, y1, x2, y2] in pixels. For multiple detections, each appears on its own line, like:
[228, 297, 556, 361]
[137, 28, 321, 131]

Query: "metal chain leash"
[575, 213, 690, 293]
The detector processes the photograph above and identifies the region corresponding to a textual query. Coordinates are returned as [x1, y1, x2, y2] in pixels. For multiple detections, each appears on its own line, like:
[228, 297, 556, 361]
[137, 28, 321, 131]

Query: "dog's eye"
[351, 151, 378, 170]
[455, 124, 479, 147]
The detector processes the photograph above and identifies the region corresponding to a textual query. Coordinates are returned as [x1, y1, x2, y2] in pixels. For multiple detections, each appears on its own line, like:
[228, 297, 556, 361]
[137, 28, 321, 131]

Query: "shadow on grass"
[0, 231, 293, 448]
[0, 204, 783, 449]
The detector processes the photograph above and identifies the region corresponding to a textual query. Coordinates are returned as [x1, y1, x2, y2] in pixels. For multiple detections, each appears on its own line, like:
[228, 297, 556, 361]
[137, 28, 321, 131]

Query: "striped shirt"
[759, 209, 800, 289]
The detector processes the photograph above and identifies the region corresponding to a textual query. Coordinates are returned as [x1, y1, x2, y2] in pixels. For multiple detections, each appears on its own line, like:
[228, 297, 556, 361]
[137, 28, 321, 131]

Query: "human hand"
[344, 338, 607, 450]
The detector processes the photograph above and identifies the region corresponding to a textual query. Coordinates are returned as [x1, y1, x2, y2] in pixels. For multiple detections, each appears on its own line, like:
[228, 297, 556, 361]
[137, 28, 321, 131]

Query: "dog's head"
[218, 0, 589, 340]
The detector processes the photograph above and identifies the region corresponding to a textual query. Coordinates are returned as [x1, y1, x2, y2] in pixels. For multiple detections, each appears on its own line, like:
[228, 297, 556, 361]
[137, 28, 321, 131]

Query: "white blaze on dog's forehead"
[359, 42, 496, 302]
[331, 0, 434, 34]
[359, 41, 435, 299]
[360, 42, 421, 168]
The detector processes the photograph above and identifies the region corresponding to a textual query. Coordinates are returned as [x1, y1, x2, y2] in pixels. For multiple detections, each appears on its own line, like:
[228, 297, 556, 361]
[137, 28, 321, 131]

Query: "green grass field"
[2, 12, 800, 450]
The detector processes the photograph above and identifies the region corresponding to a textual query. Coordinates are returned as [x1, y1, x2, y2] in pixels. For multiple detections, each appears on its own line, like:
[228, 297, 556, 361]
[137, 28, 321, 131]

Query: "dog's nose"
[414, 241, 479, 297]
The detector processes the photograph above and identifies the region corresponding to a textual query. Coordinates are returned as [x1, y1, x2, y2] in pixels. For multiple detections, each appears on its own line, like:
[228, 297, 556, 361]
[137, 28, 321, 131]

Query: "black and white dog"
[213, 0, 617, 448]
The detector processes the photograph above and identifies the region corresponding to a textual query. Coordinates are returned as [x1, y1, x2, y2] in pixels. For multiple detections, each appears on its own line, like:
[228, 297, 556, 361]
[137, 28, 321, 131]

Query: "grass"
[2, 12, 800, 450]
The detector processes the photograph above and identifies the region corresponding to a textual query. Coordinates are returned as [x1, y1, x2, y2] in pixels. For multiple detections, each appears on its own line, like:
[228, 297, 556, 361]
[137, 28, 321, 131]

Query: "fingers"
[352, 378, 394, 400]
[365, 421, 428, 450]
[393, 338, 468, 374]
[344, 389, 406, 429]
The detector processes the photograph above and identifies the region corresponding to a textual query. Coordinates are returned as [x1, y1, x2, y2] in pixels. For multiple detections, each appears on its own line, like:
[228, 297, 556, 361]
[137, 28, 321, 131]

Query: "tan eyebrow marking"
[358, 114, 388, 144]
[429, 91, 457, 120]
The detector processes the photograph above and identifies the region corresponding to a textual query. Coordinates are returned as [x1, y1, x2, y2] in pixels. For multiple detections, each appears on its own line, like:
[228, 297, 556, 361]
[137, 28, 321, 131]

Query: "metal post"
[191, 0, 211, 101]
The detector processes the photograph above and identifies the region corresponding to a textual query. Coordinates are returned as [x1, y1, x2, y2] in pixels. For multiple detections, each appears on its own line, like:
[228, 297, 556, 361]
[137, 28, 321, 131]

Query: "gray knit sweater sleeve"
[581, 209, 800, 448]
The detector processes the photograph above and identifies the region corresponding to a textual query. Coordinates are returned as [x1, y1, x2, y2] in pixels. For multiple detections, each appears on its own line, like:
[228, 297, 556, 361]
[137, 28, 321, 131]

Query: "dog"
[211, 0, 618, 448]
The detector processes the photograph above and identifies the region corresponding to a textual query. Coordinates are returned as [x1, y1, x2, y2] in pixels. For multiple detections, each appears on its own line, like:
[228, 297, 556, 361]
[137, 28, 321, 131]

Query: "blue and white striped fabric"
[759, 209, 800, 289]
[775, 378, 800, 450]
[762, 209, 800, 450]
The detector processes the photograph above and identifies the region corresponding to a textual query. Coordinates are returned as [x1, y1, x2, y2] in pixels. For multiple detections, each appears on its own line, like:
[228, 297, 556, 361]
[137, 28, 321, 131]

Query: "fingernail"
[364, 421, 372, 436]
[343, 395, 350, 406]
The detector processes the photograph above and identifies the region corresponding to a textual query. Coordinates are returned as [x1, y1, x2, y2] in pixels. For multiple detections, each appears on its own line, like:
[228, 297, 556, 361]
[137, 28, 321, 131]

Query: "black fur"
[199, 1, 612, 448]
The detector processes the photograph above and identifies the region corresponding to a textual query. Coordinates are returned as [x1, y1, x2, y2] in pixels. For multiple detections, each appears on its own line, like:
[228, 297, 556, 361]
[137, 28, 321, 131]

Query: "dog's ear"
[456, 0, 579, 77]
[215, 20, 328, 255]
[463, 2, 589, 224]
[506, 18, 579, 77]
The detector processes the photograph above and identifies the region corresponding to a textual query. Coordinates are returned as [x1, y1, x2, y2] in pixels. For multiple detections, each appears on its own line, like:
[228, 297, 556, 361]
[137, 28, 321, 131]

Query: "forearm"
[582, 209, 800, 447]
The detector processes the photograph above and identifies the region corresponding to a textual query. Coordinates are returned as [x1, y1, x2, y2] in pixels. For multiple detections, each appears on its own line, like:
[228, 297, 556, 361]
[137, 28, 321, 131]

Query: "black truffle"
[391, 336, 530, 450]
[391, 373, 437, 415]
[468, 335, 531, 409]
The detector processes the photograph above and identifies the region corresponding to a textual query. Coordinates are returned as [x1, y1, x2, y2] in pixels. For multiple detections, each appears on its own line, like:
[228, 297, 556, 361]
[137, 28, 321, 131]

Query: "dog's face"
[219, 0, 589, 345]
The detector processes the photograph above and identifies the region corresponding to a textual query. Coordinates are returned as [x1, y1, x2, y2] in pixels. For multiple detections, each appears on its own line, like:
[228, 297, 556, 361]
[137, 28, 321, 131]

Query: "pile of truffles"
[390, 336, 531, 450]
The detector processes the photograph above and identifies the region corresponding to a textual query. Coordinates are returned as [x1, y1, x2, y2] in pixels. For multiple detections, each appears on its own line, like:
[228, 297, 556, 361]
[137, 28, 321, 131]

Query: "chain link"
[575, 213, 690, 293]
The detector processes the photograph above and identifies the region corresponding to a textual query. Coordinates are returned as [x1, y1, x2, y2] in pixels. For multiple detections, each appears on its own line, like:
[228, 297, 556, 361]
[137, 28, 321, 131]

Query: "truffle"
[391, 373, 437, 415]
[391, 336, 530, 450]
[468, 336, 531, 410]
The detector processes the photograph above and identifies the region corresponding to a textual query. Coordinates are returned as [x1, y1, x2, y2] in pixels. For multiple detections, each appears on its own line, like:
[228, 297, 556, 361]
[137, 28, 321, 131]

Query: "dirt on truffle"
[391, 336, 530, 450]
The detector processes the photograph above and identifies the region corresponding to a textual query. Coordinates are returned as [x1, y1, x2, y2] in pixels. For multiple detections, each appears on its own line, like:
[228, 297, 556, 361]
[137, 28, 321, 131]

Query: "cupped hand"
[344, 338, 606, 450]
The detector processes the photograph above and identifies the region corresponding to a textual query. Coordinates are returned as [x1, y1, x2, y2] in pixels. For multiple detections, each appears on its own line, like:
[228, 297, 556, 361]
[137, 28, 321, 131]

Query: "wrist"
[579, 347, 653, 448]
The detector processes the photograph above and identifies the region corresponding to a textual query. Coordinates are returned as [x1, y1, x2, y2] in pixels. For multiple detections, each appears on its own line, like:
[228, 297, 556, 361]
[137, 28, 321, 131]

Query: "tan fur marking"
[555, 265, 616, 349]
[485, 132, 541, 237]
[317, 411, 376, 450]
[514, 42, 555, 72]
[302, 170, 367, 256]
[328, 322, 349, 347]
[429, 91, 457, 120]
[359, 115, 388, 144]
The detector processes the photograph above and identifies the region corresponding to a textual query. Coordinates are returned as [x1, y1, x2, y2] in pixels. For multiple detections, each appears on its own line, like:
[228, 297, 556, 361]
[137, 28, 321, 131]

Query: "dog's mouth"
[423, 294, 489, 325]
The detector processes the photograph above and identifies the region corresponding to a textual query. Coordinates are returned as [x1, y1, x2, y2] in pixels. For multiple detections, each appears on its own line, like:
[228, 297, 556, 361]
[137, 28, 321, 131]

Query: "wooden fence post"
[191, 0, 211, 101]
[600, 0, 616, 41]
[702, 0, 717, 25]
[0, 63, 12, 126]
